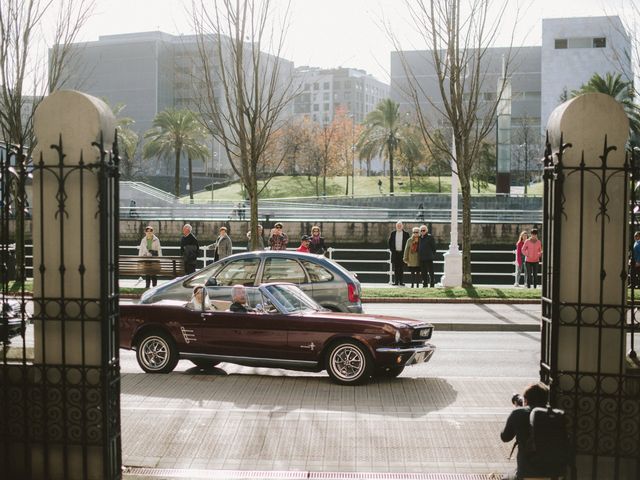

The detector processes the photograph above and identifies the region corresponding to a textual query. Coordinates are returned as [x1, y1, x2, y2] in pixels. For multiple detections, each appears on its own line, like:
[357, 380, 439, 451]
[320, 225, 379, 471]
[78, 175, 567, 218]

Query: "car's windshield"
[261, 284, 321, 314]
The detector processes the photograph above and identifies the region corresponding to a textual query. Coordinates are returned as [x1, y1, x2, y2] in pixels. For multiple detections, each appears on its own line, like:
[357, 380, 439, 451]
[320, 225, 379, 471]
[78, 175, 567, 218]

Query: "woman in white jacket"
[138, 225, 162, 288]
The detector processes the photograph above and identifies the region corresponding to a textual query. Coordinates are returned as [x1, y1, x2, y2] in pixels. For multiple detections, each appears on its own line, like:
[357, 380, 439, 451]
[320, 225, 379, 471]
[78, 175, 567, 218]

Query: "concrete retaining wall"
[119, 219, 538, 246]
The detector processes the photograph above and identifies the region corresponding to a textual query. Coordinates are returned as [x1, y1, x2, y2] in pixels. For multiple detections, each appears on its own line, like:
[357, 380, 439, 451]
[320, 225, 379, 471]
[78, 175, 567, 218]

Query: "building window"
[593, 37, 606, 48]
[313, 82, 319, 90]
[323, 92, 329, 101]
[555, 39, 567, 49]
[324, 103, 329, 111]
[304, 83, 310, 91]
[323, 81, 330, 90]
[313, 104, 319, 112]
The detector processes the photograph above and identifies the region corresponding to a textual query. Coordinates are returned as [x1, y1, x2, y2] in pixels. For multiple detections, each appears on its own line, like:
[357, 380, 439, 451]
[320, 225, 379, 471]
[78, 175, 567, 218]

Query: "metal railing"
[11, 244, 539, 286]
[117, 204, 543, 223]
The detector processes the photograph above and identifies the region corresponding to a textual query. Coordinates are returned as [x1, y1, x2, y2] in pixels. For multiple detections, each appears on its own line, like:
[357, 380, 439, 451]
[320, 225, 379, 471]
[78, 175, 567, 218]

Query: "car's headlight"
[395, 329, 401, 343]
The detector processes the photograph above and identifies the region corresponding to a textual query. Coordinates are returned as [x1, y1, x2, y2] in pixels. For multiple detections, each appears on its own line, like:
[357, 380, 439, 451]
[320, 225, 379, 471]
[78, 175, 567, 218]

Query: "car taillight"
[348, 283, 359, 303]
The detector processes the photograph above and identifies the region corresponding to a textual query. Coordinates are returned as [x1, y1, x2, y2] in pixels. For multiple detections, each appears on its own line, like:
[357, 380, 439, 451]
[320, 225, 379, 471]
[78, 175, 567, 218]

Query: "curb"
[431, 322, 539, 332]
[362, 297, 539, 304]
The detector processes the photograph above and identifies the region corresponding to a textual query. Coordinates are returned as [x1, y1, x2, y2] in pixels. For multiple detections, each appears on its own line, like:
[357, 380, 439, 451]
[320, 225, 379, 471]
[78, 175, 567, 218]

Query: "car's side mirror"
[205, 277, 217, 287]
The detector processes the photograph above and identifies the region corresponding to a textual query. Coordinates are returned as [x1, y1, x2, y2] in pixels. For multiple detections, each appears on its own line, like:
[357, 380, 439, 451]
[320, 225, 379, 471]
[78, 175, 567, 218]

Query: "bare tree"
[391, 0, 516, 286]
[0, 0, 94, 285]
[0, 0, 94, 146]
[191, 0, 295, 249]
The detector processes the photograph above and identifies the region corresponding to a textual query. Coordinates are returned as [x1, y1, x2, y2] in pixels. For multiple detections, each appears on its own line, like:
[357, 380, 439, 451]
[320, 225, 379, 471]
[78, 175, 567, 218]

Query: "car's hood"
[304, 311, 430, 329]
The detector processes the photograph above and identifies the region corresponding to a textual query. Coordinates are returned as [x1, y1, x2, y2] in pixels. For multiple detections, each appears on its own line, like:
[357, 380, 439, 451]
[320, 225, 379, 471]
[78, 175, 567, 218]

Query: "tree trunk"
[188, 154, 194, 200]
[388, 147, 395, 194]
[322, 163, 327, 195]
[174, 148, 182, 197]
[248, 180, 260, 250]
[13, 153, 27, 284]
[460, 178, 473, 287]
[345, 169, 349, 196]
[438, 174, 441, 192]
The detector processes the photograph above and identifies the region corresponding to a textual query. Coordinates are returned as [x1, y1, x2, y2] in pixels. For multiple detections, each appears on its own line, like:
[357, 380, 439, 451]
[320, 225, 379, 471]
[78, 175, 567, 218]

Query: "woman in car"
[188, 285, 211, 310]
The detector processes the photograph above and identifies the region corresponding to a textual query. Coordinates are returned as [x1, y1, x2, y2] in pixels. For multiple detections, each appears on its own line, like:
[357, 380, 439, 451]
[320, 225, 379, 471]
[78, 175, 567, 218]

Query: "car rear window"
[262, 258, 306, 284]
[301, 259, 334, 282]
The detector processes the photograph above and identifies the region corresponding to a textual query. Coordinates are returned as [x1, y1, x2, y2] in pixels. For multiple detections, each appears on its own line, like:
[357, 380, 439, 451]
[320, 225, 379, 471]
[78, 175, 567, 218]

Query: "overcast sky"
[81, 0, 625, 82]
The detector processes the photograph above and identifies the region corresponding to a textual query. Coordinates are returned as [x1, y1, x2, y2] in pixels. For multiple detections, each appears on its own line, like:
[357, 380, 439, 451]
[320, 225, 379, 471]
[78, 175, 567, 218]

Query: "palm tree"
[107, 102, 140, 180]
[357, 99, 403, 194]
[572, 72, 640, 144]
[143, 109, 209, 197]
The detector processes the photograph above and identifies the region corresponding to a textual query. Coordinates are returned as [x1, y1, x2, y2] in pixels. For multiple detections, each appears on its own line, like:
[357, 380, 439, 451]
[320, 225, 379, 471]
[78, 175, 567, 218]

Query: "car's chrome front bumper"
[376, 343, 436, 366]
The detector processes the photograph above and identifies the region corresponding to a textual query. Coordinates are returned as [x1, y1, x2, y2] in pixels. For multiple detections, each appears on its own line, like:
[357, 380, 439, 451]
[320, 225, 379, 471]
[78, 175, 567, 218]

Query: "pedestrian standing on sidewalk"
[514, 231, 528, 287]
[213, 226, 233, 261]
[418, 224, 437, 288]
[246, 224, 265, 251]
[632, 231, 640, 287]
[138, 225, 162, 288]
[308, 225, 326, 255]
[180, 224, 199, 274]
[269, 222, 288, 250]
[388, 221, 409, 286]
[296, 235, 311, 253]
[522, 228, 542, 288]
[403, 227, 421, 288]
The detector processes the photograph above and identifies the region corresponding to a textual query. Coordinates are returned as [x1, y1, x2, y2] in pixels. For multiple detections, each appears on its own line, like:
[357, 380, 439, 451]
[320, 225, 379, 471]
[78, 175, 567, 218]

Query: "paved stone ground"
[120, 358, 525, 478]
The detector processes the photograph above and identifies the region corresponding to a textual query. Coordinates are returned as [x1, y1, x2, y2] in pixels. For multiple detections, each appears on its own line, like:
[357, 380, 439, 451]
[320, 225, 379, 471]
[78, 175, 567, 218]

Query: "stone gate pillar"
[544, 92, 639, 478]
[18, 90, 121, 479]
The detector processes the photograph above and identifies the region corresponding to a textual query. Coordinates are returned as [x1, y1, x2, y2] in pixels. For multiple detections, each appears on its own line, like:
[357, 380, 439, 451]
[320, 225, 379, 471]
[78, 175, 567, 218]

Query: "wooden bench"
[119, 255, 185, 278]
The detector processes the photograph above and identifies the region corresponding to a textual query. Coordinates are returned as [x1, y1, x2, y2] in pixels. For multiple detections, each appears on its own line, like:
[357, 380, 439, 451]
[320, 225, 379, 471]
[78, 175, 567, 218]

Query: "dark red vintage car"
[120, 283, 435, 385]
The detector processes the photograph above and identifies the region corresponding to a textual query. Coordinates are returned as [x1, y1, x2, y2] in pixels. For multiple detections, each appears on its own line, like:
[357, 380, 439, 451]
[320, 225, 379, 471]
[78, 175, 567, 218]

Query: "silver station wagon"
[138, 250, 363, 313]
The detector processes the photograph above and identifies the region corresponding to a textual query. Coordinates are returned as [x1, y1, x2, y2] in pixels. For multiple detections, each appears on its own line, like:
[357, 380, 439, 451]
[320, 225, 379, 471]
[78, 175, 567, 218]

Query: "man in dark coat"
[388, 221, 410, 286]
[180, 223, 199, 274]
[418, 224, 437, 287]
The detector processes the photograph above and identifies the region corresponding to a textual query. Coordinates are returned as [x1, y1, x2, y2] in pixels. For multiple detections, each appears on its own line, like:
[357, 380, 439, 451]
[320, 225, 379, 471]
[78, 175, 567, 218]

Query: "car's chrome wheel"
[326, 340, 373, 385]
[136, 332, 178, 373]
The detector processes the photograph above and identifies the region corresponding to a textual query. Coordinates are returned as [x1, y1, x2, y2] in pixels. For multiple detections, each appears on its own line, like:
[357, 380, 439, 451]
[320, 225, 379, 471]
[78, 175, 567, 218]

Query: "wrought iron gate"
[541, 134, 640, 479]
[0, 135, 121, 479]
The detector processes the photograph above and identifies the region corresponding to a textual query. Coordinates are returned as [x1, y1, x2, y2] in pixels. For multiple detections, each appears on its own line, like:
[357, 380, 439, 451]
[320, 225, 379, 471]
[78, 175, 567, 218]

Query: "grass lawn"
[185, 175, 496, 202]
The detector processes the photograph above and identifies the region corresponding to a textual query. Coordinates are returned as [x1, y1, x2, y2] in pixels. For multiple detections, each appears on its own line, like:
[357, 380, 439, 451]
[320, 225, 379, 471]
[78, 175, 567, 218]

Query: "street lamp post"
[441, 131, 462, 287]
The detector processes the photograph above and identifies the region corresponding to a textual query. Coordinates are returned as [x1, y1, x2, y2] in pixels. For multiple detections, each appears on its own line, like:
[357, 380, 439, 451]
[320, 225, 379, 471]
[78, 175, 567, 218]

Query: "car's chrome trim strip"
[181, 352, 318, 368]
[376, 343, 436, 367]
[375, 344, 436, 354]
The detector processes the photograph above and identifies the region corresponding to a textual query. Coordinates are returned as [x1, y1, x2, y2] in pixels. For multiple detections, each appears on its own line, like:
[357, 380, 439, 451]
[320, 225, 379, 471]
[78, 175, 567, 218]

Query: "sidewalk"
[119, 359, 525, 480]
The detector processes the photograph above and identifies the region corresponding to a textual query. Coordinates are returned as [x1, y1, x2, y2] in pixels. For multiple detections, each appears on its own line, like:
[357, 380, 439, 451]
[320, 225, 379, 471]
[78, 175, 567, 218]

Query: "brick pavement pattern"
[121, 366, 519, 477]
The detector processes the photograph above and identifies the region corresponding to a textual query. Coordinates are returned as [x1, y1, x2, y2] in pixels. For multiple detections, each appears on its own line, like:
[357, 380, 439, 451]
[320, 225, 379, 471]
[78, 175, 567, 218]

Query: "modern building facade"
[390, 15, 632, 188]
[61, 33, 389, 182]
[293, 67, 389, 124]
[61, 31, 295, 178]
[541, 16, 631, 129]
